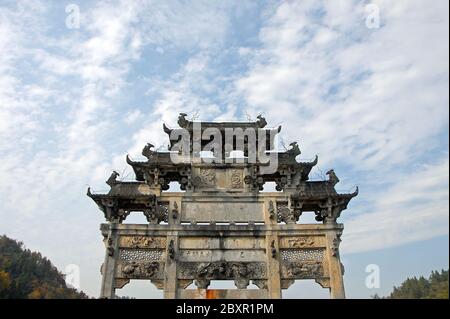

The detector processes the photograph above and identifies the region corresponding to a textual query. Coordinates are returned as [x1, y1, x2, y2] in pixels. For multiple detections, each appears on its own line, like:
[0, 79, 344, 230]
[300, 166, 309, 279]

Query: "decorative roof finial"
[256, 114, 267, 128]
[326, 169, 340, 186]
[178, 113, 188, 128]
[106, 171, 119, 186]
[142, 143, 155, 160]
[287, 141, 301, 157]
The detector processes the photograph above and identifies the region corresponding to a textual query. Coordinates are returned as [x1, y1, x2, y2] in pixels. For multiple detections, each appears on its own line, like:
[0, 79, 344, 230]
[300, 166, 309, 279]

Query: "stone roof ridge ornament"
[298, 154, 319, 166]
[326, 169, 340, 186]
[287, 141, 301, 157]
[142, 143, 156, 160]
[256, 114, 267, 128]
[163, 123, 173, 135]
[106, 171, 120, 186]
[178, 112, 189, 128]
[346, 186, 359, 197]
[176, 112, 269, 128]
[86, 186, 93, 198]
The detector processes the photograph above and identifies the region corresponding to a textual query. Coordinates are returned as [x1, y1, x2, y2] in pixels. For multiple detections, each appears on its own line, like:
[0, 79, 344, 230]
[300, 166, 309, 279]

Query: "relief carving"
[288, 237, 315, 248]
[121, 236, 166, 249]
[144, 203, 168, 224]
[277, 202, 301, 224]
[172, 202, 179, 219]
[120, 261, 161, 278]
[168, 239, 176, 260]
[331, 234, 341, 257]
[178, 262, 266, 289]
[286, 261, 323, 279]
[268, 200, 275, 220]
[230, 169, 243, 188]
[194, 168, 216, 187]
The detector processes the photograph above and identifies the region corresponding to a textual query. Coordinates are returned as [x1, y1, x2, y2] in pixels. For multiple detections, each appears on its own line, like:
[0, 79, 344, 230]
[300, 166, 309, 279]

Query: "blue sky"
[0, 0, 448, 298]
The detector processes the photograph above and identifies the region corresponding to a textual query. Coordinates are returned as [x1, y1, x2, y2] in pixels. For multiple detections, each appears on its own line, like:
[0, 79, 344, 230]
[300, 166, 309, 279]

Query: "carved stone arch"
[114, 278, 130, 289]
[315, 278, 331, 289]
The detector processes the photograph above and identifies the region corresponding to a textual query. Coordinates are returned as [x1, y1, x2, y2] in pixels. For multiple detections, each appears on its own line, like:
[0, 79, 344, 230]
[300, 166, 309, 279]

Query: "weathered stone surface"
[181, 201, 264, 223]
[119, 236, 167, 248]
[89, 114, 356, 299]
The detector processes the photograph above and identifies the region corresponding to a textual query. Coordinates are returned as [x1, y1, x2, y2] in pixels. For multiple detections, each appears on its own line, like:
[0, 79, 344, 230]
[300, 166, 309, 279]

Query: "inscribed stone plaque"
[181, 201, 264, 222]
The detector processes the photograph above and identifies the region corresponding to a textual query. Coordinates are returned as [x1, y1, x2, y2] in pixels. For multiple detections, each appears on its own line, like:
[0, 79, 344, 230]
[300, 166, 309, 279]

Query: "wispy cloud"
[0, 0, 448, 297]
[342, 157, 449, 253]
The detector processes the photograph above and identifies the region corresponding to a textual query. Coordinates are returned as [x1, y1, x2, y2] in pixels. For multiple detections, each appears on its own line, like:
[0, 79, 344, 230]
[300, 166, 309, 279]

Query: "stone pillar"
[325, 230, 345, 299]
[165, 199, 180, 299]
[100, 222, 119, 299]
[164, 233, 179, 299]
[265, 232, 282, 298]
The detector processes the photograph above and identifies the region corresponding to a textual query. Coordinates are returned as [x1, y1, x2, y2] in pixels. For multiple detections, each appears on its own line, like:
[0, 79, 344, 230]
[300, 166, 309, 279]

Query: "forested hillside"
[0, 235, 89, 299]
[373, 269, 448, 299]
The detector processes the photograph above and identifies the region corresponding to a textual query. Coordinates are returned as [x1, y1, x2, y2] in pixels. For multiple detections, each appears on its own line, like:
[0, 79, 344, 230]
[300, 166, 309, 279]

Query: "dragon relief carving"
[121, 236, 166, 249]
[286, 261, 323, 278]
[121, 261, 160, 278]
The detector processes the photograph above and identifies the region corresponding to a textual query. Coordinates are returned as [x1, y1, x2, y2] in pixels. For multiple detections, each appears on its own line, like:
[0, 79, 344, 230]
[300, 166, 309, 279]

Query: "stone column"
[100, 222, 119, 299]
[325, 230, 345, 299]
[165, 199, 180, 299]
[164, 233, 179, 299]
[265, 232, 282, 298]
[264, 199, 281, 298]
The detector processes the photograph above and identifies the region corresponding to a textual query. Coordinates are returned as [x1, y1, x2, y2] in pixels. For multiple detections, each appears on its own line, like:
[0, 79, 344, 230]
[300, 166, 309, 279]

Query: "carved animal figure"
[142, 143, 155, 160]
[326, 169, 340, 186]
[106, 171, 119, 186]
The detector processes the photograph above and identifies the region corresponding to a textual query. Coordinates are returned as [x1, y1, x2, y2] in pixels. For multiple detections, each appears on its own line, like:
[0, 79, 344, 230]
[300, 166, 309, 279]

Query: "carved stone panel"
[180, 237, 265, 250]
[181, 201, 264, 222]
[193, 168, 216, 187]
[119, 249, 164, 261]
[178, 249, 266, 262]
[279, 236, 325, 249]
[282, 261, 324, 279]
[280, 248, 324, 262]
[177, 262, 267, 289]
[117, 261, 165, 279]
[119, 236, 167, 249]
[280, 248, 326, 279]
[229, 169, 244, 189]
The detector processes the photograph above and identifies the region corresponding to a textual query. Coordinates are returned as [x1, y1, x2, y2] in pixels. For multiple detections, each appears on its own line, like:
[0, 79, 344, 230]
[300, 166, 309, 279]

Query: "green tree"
[376, 269, 449, 299]
[0, 235, 89, 299]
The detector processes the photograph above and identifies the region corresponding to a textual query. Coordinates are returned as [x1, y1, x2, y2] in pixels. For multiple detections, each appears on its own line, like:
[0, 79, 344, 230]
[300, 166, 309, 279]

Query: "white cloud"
[0, 0, 448, 298]
[342, 158, 449, 253]
[235, 0, 449, 170]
